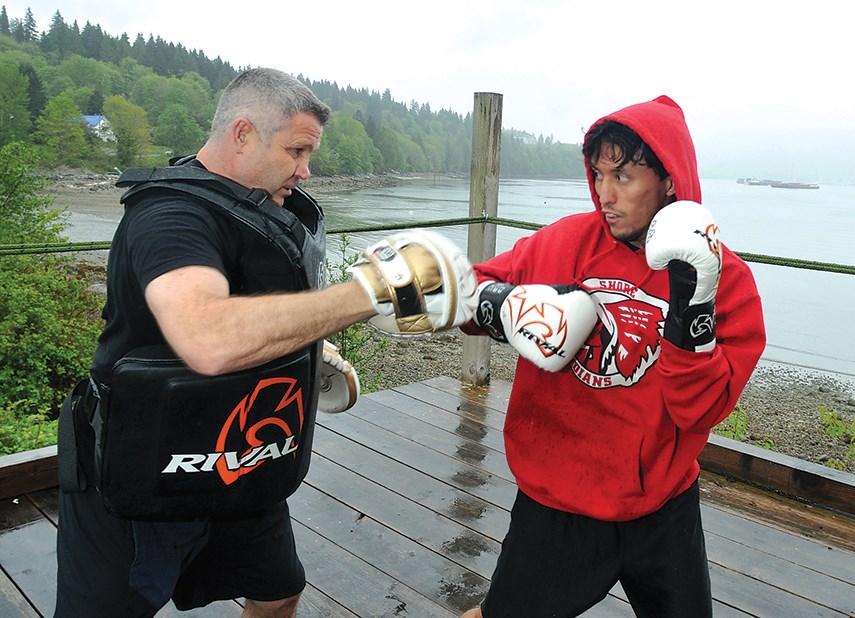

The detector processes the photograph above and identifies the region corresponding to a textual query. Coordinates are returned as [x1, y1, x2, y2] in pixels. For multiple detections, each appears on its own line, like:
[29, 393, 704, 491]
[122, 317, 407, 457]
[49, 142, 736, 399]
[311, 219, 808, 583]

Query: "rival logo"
[160, 376, 304, 485]
[478, 299, 506, 341]
[689, 313, 715, 339]
[517, 327, 567, 357]
[161, 437, 299, 474]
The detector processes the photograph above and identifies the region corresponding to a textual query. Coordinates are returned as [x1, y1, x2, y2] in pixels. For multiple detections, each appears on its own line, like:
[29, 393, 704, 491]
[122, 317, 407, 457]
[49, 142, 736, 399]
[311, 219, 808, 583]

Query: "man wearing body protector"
[55, 68, 477, 617]
[461, 96, 766, 617]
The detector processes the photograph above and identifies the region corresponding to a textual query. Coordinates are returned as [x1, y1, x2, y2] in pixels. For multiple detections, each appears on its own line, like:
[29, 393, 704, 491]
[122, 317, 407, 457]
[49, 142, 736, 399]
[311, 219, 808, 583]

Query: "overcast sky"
[6, 0, 852, 181]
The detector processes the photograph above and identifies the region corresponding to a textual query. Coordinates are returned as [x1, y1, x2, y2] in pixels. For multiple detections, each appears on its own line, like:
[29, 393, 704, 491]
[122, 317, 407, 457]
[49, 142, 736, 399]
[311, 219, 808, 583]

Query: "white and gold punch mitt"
[318, 340, 360, 413]
[348, 230, 478, 336]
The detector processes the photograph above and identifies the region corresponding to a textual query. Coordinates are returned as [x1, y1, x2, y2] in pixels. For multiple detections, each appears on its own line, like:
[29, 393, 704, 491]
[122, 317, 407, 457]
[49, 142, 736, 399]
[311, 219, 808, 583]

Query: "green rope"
[326, 216, 482, 235]
[0, 241, 112, 256]
[2, 216, 852, 275]
[733, 252, 853, 275]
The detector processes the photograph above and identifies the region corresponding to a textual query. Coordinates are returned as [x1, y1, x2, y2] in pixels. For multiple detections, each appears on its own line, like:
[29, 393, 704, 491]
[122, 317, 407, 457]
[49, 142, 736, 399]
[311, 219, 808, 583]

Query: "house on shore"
[81, 114, 116, 142]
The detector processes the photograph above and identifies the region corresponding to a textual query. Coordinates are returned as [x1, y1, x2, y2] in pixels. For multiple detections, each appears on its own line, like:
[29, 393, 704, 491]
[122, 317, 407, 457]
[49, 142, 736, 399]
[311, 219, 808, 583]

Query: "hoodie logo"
[571, 278, 668, 388]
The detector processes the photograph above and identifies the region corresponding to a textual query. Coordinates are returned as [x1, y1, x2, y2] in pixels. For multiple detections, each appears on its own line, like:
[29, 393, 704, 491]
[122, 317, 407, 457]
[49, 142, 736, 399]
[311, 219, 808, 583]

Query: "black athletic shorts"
[55, 404, 305, 617]
[481, 480, 712, 618]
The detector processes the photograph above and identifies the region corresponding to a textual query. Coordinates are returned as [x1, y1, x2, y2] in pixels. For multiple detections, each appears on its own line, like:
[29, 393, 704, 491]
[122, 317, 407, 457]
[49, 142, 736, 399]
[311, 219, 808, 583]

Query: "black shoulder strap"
[116, 166, 315, 256]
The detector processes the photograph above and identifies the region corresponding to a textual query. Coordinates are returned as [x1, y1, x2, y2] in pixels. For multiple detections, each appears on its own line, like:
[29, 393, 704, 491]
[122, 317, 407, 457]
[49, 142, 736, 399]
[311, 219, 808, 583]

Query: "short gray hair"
[210, 68, 331, 142]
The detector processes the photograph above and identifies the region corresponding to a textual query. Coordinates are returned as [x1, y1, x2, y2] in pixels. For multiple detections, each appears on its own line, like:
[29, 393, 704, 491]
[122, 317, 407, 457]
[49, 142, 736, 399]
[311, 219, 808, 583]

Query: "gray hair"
[210, 68, 331, 142]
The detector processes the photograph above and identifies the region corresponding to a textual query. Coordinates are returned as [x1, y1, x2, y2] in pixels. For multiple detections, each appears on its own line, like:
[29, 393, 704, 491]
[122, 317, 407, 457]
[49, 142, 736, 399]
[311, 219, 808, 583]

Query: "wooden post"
[461, 92, 502, 386]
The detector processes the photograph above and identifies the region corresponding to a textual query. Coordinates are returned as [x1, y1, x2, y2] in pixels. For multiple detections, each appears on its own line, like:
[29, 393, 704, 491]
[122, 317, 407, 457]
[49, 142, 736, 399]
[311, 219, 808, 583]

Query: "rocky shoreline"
[46, 170, 855, 475]
[302, 172, 446, 193]
[45, 168, 442, 196]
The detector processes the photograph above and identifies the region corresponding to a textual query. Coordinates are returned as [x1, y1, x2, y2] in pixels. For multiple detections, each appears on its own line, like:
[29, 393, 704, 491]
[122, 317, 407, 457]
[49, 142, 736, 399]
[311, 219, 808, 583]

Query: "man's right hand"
[348, 230, 478, 336]
[474, 282, 598, 372]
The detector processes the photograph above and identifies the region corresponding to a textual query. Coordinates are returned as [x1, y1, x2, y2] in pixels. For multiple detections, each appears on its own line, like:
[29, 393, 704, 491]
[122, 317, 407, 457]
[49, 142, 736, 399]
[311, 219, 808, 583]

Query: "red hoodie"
[475, 96, 766, 521]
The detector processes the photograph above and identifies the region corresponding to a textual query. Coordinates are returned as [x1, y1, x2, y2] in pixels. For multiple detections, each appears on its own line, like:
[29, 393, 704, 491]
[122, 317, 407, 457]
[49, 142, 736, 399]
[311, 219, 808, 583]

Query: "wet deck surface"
[1, 376, 853, 617]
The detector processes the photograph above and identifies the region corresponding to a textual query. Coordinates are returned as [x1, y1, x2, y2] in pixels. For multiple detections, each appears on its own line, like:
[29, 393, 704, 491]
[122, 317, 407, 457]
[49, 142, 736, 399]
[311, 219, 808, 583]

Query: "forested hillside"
[0, 5, 585, 178]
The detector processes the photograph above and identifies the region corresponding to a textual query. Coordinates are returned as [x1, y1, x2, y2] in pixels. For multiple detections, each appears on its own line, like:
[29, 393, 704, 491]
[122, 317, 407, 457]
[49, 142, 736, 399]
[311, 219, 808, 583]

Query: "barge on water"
[737, 177, 820, 189]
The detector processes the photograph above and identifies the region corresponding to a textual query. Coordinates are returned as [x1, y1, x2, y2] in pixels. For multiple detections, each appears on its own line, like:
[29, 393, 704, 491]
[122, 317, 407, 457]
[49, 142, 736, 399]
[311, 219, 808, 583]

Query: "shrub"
[714, 404, 749, 442]
[0, 255, 102, 414]
[0, 142, 104, 421]
[325, 233, 390, 392]
[0, 400, 58, 456]
[819, 405, 855, 468]
[0, 142, 65, 245]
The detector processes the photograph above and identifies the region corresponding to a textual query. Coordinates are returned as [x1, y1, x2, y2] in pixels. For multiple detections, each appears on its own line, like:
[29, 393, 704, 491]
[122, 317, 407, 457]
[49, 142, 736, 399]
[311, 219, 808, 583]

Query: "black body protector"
[94, 162, 326, 520]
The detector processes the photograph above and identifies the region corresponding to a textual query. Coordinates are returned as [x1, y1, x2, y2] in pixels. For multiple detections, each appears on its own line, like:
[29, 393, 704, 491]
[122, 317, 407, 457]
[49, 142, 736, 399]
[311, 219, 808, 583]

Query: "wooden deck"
[1, 377, 854, 617]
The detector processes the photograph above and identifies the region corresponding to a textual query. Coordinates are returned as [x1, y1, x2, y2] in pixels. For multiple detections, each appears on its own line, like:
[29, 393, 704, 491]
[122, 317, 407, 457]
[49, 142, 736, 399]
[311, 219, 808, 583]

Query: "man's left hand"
[645, 200, 722, 352]
[318, 340, 360, 413]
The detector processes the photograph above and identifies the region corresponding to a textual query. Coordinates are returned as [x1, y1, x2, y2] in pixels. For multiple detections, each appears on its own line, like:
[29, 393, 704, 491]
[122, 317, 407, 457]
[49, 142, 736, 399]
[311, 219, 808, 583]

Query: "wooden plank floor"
[1, 377, 853, 617]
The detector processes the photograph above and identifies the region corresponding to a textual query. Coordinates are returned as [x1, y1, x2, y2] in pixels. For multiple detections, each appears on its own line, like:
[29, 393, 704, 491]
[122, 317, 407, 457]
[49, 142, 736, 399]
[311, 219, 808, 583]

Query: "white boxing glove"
[645, 200, 722, 352]
[348, 230, 478, 336]
[317, 340, 360, 413]
[474, 282, 598, 372]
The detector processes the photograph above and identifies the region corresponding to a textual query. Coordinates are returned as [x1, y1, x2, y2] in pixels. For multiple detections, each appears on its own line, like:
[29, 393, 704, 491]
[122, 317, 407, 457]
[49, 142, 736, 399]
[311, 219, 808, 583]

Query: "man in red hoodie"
[461, 96, 766, 617]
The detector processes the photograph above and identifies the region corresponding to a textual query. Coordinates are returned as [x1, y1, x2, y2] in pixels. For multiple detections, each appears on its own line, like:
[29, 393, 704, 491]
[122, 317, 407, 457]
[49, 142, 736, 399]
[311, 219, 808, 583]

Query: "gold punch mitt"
[348, 230, 478, 336]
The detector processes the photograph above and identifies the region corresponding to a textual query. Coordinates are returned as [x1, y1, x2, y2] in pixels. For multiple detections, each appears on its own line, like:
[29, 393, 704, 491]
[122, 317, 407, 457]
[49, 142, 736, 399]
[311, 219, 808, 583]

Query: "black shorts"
[481, 481, 712, 618]
[55, 435, 305, 617]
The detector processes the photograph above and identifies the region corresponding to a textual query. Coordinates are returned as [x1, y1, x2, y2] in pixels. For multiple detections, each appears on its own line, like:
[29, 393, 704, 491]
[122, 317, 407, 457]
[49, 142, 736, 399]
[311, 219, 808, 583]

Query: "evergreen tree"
[111, 32, 132, 65]
[9, 17, 23, 41]
[0, 6, 10, 37]
[131, 32, 145, 61]
[19, 62, 48, 125]
[69, 20, 81, 53]
[21, 8, 37, 42]
[87, 90, 105, 115]
[80, 21, 105, 59]
[42, 11, 71, 58]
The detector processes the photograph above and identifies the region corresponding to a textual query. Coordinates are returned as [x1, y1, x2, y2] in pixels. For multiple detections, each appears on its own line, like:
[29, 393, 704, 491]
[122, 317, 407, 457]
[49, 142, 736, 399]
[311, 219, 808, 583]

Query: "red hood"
[583, 95, 702, 215]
